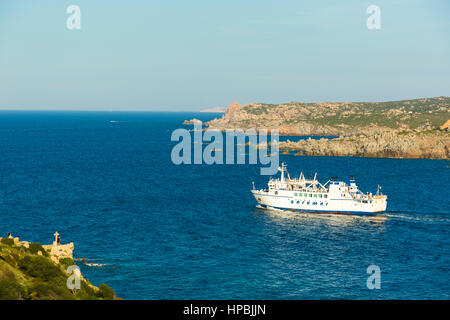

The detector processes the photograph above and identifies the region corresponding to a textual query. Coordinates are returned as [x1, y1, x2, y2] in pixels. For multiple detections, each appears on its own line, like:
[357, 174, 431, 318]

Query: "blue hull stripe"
[258, 204, 383, 216]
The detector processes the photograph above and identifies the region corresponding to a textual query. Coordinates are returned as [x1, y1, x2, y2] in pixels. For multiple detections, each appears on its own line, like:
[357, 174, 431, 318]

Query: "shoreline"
[278, 131, 449, 160]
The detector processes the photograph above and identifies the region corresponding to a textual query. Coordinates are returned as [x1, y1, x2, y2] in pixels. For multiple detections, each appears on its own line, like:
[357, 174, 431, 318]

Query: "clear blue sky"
[0, 0, 449, 110]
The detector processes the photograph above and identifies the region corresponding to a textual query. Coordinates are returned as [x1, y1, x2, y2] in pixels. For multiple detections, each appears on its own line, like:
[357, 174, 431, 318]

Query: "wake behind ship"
[252, 163, 387, 215]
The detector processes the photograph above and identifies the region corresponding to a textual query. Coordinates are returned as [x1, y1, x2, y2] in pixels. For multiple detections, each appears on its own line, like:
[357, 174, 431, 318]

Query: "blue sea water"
[0, 111, 449, 299]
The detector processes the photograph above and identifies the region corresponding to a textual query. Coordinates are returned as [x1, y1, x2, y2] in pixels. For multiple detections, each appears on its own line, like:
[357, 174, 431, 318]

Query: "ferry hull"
[252, 190, 387, 215]
[257, 204, 383, 215]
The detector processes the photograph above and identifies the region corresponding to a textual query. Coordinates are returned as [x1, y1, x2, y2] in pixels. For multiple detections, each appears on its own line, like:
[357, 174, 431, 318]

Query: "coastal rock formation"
[279, 131, 450, 159]
[183, 118, 202, 125]
[42, 242, 74, 263]
[188, 97, 450, 159]
[203, 97, 450, 136]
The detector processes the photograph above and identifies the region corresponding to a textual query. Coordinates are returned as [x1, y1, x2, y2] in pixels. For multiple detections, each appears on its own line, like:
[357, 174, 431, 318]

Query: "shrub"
[1, 238, 14, 246]
[29, 280, 73, 300]
[28, 243, 48, 256]
[97, 283, 115, 300]
[18, 256, 61, 281]
[0, 280, 26, 300]
[59, 257, 75, 267]
[75, 281, 98, 300]
[3, 252, 20, 267]
[0, 267, 16, 282]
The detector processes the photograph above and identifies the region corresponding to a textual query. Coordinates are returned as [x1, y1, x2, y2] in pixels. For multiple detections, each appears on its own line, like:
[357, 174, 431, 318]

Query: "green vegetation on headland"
[243, 97, 449, 130]
[201, 97, 450, 159]
[0, 238, 118, 300]
[206, 97, 450, 136]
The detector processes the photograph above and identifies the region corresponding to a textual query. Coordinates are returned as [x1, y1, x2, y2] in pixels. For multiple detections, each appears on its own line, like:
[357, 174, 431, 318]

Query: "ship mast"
[279, 162, 288, 183]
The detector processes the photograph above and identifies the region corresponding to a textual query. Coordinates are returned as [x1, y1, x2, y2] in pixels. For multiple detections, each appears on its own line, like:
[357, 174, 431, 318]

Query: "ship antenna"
[346, 155, 350, 186]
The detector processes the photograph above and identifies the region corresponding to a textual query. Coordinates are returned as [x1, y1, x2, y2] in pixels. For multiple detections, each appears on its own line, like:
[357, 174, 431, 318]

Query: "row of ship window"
[294, 192, 328, 198]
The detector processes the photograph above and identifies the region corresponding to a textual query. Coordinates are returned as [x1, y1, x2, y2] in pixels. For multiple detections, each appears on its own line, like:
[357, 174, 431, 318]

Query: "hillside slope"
[206, 97, 450, 136]
[0, 237, 118, 300]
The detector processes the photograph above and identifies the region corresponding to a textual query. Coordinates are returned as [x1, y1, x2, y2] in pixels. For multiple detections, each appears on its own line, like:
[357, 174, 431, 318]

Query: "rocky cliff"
[199, 97, 450, 159]
[205, 97, 450, 136]
[280, 131, 450, 159]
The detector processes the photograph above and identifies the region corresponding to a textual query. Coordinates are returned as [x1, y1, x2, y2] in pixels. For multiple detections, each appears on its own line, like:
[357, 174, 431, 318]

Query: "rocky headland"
[197, 97, 450, 159]
[280, 131, 449, 159]
[0, 234, 119, 300]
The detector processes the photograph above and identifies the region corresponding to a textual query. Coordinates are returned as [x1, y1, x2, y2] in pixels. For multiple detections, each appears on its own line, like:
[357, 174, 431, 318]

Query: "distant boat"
[251, 163, 387, 215]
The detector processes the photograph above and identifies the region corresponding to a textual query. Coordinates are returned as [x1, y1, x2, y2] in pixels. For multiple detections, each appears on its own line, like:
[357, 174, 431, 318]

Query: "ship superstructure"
[251, 163, 387, 214]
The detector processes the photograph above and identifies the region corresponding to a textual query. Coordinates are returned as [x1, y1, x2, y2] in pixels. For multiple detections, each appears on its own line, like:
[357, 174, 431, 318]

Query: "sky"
[0, 0, 449, 111]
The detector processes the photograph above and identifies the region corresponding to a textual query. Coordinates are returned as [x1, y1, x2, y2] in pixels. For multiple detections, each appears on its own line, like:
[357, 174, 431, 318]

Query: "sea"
[0, 111, 448, 299]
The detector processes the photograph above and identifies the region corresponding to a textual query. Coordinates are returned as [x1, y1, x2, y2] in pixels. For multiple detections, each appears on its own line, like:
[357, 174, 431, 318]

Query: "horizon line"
[0, 95, 447, 112]
[0, 108, 224, 113]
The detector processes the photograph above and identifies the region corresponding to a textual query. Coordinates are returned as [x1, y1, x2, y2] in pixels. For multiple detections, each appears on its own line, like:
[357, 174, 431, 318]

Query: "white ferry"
[251, 163, 387, 215]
